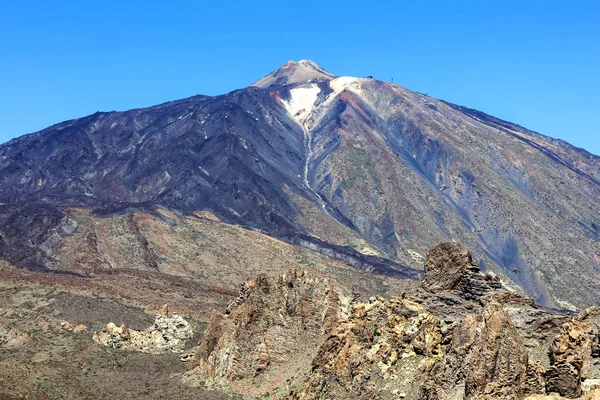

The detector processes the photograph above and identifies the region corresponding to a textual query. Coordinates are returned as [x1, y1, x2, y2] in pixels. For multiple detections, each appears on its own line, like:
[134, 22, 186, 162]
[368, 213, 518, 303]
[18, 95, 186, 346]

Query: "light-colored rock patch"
[93, 312, 193, 354]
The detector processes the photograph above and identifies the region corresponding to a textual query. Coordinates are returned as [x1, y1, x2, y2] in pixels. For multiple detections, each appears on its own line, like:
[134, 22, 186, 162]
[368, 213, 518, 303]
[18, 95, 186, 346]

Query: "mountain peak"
[253, 59, 337, 88]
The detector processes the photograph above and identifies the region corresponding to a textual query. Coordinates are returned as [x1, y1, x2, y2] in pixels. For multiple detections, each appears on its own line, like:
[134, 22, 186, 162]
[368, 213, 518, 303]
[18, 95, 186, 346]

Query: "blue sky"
[1, 1, 599, 155]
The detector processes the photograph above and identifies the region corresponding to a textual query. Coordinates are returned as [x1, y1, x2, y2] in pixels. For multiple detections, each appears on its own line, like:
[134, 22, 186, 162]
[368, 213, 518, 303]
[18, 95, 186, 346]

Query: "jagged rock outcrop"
[421, 300, 534, 399]
[289, 296, 449, 399]
[544, 308, 600, 398]
[93, 311, 193, 354]
[422, 242, 502, 300]
[190, 269, 349, 396]
[187, 244, 600, 399]
[225, 281, 252, 315]
[289, 296, 545, 400]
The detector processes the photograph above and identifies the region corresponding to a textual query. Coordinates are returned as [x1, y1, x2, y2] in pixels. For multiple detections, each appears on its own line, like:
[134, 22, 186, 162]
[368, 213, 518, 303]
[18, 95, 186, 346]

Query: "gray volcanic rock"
[0, 204, 78, 270]
[0, 89, 308, 232]
[0, 60, 599, 308]
[253, 60, 336, 88]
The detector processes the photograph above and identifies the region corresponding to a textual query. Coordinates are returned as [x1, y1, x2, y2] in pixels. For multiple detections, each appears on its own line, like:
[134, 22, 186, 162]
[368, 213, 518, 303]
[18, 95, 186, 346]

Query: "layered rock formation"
[421, 242, 502, 299]
[421, 298, 534, 399]
[190, 243, 600, 399]
[544, 308, 600, 397]
[189, 269, 349, 396]
[289, 295, 448, 399]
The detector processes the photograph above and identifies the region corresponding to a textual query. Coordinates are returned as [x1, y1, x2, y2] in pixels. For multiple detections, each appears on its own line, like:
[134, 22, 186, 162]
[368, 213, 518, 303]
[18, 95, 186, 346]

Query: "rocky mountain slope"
[189, 243, 600, 399]
[0, 60, 598, 310]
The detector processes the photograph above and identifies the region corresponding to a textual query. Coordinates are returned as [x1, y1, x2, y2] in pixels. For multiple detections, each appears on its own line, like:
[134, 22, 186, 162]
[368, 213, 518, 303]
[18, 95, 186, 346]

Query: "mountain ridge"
[0, 60, 598, 309]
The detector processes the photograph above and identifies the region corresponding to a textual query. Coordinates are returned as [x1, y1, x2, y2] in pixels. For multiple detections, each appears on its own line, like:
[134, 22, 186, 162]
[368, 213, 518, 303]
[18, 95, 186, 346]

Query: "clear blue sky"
[1, 1, 599, 155]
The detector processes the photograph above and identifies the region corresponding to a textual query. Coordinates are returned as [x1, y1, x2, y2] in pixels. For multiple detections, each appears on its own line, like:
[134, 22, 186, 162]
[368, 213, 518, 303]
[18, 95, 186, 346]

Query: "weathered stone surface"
[93, 311, 193, 354]
[420, 300, 532, 399]
[191, 269, 348, 397]
[186, 244, 600, 399]
[525, 361, 548, 396]
[422, 242, 501, 300]
[544, 308, 600, 398]
[422, 242, 473, 292]
[546, 362, 582, 398]
[525, 390, 600, 399]
[289, 296, 448, 400]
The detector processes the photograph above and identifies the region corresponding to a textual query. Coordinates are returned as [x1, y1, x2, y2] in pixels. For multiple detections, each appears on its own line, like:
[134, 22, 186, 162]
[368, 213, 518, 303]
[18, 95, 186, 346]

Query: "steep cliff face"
[421, 299, 534, 400]
[544, 308, 600, 398]
[191, 243, 600, 399]
[289, 296, 449, 400]
[0, 60, 599, 308]
[189, 269, 350, 397]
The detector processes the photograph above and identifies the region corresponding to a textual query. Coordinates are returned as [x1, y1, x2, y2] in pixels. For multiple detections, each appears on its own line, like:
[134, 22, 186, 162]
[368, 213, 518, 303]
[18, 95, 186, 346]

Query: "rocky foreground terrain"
[1, 224, 599, 398]
[186, 243, 600, 399]
[0, 211, 411, 399]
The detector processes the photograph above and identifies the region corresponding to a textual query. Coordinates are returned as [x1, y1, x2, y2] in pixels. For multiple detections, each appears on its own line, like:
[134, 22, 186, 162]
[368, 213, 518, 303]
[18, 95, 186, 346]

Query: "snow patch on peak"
[330, 76, 362, 93]
[282, 84, 321, 126]
[298, 60, 318, 68]
[319, 76, 365, 110]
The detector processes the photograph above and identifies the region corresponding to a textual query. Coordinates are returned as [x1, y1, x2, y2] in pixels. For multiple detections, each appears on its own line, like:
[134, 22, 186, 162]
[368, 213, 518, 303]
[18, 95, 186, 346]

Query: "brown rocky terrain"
[191, 243, 600, 399]
[189, 269, 350, 397]
[0, 212, 408, 399]
[1, 216, 598, 399]
[0, 266, 231, 400]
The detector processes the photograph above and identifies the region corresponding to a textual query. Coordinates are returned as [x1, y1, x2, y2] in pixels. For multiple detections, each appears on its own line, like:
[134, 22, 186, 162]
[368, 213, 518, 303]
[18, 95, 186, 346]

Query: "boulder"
[422, 242, 502, 299]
